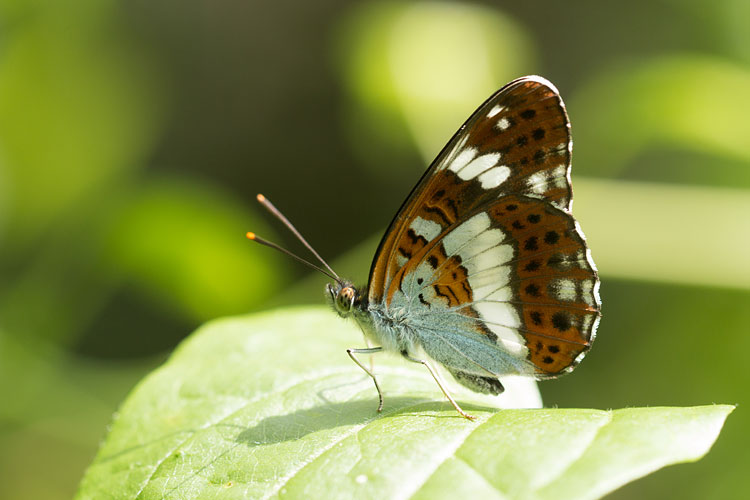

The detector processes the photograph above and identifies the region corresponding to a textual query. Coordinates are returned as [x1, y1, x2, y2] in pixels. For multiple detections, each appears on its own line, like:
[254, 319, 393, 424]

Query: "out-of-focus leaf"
[0, 328, 158, 500]
[661, 0, 750, 64]
[335, 1, 535, 174]
[0, 0, 164, 349]
[572, 178, 750, 290]
[0, 329, 152, 438]
[103, 177, 286, 321]
[0, 0, 163, 250]
[76, 308, 731, 499]
[571, 55, 750, 185]
[720, 0, 750, 62]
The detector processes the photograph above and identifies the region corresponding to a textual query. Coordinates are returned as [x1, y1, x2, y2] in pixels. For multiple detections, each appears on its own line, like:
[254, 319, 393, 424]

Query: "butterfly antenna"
[250, 194, 342, 282]
[246, 232, 340, 282]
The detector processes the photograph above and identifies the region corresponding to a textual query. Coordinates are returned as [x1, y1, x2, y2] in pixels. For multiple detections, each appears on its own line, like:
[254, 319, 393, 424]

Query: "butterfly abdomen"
[447, 368, 505, 396]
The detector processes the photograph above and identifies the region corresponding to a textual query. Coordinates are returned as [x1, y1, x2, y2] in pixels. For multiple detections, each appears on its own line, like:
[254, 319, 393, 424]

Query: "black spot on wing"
[418, 293, 430, 308]
[433, 284, 458, 305]
[524, 236, 539, 251]
[544, 231, 560, 244]
[551, 311, 572, 332]
[445, 198, 459, 219]
[406, 228, 428, 246]
[530, 311, 543, 325]
[422, 205, 452, 226]
[524, 260, 541, 271]
[533, 149, 546, 164]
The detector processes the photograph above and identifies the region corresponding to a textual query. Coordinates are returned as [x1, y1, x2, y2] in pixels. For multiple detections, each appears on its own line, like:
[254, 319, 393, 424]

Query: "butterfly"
[249, 76, 601, 420]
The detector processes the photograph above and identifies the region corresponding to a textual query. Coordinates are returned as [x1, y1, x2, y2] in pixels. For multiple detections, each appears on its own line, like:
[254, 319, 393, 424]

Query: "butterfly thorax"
[327, 281, 418, 354]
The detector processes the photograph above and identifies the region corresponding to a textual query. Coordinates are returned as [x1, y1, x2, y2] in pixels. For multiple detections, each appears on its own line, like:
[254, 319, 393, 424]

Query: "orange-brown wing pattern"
[369, 77, 575, 305]
[481, 195, 599, 376]
[366, 76, 600, 377]
[382, 194, 598, 377]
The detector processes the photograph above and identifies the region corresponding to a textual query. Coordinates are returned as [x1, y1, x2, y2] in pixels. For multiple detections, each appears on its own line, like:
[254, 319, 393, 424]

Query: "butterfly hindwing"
[493, 196, 599, 375]
[367, 76, 601, 379]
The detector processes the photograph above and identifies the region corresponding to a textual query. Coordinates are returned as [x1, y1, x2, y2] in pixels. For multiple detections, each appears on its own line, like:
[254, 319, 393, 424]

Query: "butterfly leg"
[403, 354, 476, 421]
[347, 347, 384, 413]
[364, 336, 376, 372]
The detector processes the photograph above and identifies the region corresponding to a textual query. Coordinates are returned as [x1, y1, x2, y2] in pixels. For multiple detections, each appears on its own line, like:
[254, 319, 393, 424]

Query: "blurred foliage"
[0, 0, 161, 249]
[571, 56, 750, 185]
[335, 1, 534, 169]
[0, 0, 748, 499]
[103, 176, 283, 322]
[574, 178, 750, 289]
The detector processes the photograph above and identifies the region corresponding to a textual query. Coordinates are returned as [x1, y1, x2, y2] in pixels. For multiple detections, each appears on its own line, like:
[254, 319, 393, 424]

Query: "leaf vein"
[131, 366, 362, 500]
[265, 399, 441, 499]
[532, 410, 613, 493]
[399, 414, 494, 500]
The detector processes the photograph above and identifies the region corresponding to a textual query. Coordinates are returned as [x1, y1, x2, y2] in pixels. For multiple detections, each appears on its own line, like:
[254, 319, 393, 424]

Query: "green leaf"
[75, 307, 733, 500]
[571, 55, 750, 181]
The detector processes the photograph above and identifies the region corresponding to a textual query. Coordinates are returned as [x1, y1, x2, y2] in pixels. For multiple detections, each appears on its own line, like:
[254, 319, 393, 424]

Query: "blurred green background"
[1, 1, 748, 498]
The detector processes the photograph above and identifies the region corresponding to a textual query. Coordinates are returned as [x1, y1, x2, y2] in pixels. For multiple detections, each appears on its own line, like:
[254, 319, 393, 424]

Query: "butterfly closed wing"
[251, 76, 601, 420]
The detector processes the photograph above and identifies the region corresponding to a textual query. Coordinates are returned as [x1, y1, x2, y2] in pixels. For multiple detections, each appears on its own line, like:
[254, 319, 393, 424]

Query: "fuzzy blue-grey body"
[363, 298, 529, 377]
[328, 279, 531, 385]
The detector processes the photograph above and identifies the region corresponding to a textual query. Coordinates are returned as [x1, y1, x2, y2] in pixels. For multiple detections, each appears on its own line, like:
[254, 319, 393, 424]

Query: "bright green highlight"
[335, 1, 533, 171]
[571, 56, 750, 178]
[574, 178, 750, 290]
[104, 177, 284, 321]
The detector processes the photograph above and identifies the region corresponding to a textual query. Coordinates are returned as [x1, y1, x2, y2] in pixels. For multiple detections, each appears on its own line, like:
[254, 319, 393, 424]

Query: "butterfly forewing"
[370, 77, 574, 300]
[368, 76, 600, 377]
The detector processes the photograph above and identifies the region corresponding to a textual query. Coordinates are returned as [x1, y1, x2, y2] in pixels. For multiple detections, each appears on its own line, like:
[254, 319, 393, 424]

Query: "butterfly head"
[326, 281, 361, 318]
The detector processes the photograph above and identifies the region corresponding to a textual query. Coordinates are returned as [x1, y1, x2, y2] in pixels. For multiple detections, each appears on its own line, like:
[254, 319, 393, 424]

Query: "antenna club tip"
[246, 231, 256, 240]
[256, 194, 266, 202]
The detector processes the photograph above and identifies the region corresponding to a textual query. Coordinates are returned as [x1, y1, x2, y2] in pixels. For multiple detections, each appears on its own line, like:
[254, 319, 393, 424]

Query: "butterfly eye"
[337, 287, 356, 312]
